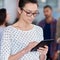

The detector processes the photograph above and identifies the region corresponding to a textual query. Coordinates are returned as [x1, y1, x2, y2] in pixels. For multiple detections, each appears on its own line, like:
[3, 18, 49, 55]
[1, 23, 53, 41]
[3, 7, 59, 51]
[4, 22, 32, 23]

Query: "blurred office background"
[0, 0, 60, 24]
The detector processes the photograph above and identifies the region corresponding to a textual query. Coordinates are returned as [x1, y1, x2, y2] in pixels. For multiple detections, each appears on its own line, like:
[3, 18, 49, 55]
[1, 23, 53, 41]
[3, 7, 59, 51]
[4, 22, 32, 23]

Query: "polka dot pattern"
[1, 25, 43, 60]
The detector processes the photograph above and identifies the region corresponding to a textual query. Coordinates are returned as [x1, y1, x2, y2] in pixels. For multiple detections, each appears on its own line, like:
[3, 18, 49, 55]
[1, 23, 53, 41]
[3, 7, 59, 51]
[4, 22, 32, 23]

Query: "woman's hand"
[57, 38, 60, 43]
[25, 41, 38, 52]
[37, 45, 48, 55]
[37, 46, 48, 60]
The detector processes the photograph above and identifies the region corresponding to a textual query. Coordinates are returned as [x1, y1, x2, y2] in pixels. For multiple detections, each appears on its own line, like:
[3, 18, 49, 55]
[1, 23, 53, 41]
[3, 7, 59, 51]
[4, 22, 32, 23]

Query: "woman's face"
[19, 3, 38, 24]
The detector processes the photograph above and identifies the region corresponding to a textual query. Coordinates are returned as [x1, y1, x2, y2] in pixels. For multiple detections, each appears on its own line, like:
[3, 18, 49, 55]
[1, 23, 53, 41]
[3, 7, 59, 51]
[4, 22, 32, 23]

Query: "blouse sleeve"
[1, 28, 11, 60]
[38, 26, 44, 42]
[39, 27, 44, 41]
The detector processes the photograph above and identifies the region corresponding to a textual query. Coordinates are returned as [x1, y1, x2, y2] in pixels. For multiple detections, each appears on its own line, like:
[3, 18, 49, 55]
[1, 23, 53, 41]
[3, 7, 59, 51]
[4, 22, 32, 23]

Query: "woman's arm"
[8, 42, 38, 60]
[39, 54, 46, 60]
[8, 46, 29, 60]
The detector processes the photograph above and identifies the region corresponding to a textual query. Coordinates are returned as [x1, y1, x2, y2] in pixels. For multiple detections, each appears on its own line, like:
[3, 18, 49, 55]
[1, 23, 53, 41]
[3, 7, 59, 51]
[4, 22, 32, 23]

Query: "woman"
[1, 0, 48, 60]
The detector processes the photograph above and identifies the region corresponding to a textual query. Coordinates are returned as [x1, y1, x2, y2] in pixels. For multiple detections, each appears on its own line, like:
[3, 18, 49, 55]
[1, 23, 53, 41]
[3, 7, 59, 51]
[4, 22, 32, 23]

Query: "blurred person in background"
[0, 8, 8, 39]
[38, 5, 57, 60]
[56, 17, 60, 60]
[1, 0, 48, 60]
[0, 8, 10, 57]
[0, 8, 10, 45]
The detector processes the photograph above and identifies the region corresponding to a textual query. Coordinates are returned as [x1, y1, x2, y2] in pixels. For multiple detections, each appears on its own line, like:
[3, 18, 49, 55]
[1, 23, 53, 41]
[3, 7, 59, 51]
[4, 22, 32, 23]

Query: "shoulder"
[3, 26, 13, 33]
[4, 26, 12, 30]
[34, 25, 43, 32]
[53, 18, 57, 22]
[39, 19, 45, 24]
[38, 19, 45, 26]
[0, 27, 5, 33]
[34, 25, 44, 40]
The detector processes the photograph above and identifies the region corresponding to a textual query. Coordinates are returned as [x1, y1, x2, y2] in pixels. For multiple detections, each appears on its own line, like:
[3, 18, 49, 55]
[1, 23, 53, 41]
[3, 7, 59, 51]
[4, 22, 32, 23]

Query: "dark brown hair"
[18, 0, 38, 10]
[0, 8, 6, 25]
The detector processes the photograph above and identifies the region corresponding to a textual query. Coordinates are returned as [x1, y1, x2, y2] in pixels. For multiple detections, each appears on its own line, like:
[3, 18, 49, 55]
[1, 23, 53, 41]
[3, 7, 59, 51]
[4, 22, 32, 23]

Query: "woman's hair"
[0, 8, 6, 25]
[18, 0, 38, 9]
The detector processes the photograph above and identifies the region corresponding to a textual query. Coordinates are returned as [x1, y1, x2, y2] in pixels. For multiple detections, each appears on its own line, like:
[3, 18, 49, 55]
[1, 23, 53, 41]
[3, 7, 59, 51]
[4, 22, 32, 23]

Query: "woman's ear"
[17, 7, 22, 14]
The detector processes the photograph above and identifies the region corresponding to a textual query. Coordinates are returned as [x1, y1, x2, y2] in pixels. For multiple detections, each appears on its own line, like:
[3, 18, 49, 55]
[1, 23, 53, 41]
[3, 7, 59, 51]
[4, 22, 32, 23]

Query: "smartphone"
[31, 39, 54, 51]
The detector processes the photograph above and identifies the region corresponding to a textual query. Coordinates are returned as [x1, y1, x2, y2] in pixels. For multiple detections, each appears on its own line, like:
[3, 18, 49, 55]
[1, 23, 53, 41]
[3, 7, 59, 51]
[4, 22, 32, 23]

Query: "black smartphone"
[31, 39, 54, 51]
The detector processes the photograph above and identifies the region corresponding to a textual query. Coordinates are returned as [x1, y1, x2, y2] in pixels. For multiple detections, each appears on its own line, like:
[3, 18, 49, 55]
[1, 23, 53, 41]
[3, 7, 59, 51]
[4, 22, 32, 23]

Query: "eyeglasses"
[22, 8, 39, 17]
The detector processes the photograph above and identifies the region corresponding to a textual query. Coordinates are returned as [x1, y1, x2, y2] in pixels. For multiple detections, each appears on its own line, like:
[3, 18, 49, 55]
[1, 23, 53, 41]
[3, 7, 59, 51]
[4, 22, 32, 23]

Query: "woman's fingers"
[26, 41, 38, 51]
[44, 45, 48, 49]
[37, 45, 48, 55]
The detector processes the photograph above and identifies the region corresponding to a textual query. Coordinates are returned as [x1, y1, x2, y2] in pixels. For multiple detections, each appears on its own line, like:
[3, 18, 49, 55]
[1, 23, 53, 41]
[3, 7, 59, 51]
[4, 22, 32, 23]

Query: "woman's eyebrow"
[26, 9, 38, 13]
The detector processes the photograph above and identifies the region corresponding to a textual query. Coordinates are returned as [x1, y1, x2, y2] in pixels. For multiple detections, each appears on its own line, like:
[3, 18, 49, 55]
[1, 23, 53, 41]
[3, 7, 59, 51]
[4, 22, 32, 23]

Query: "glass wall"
[38, 0, 58, 8]
[0, 0, 4, 8]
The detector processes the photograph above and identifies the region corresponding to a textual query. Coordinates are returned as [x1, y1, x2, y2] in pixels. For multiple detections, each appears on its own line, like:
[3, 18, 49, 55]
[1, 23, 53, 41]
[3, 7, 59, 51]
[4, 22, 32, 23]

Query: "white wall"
[58, 0, 60, 9]
[4, 0, 18, 24]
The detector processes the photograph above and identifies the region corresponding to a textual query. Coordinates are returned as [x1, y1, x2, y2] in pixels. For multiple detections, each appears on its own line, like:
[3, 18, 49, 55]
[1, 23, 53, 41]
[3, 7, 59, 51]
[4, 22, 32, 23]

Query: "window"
[0, 0, 4, 8]
[38, 0, 58, 8]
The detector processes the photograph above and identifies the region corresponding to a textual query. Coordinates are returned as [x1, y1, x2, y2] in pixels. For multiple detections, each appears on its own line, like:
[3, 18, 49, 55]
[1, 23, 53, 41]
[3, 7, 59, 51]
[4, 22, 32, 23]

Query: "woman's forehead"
[23, 3, 38, 11]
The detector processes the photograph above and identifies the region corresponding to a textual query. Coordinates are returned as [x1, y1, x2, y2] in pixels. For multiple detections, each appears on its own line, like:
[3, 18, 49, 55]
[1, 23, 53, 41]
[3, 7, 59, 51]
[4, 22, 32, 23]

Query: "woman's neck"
[19, 19, 30, 28]
[13, 19, 33, 31]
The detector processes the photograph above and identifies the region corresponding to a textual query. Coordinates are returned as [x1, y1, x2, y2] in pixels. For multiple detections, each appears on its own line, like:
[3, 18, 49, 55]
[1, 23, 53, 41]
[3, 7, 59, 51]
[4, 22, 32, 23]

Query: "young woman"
[1, 0, 48, 60]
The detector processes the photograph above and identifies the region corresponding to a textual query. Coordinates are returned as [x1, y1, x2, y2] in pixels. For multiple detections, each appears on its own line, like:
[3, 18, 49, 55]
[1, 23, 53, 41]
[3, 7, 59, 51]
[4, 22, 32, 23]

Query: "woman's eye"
[26, 12, 31, 14]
